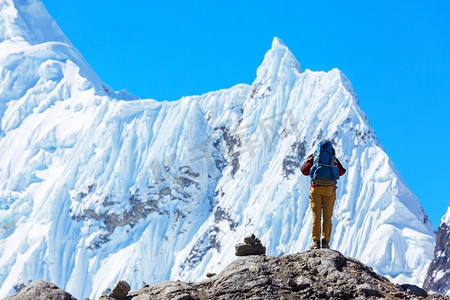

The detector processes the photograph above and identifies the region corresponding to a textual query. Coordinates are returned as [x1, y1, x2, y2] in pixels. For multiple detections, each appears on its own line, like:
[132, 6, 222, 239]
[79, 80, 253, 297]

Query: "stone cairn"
[235, 233, 266, 256]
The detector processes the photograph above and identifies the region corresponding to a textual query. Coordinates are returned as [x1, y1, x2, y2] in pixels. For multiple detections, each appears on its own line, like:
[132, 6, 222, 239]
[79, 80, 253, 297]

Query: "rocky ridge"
[423, 207, 450, 295]
[3, 281, 76, 300]
[6, 250, 448, 300]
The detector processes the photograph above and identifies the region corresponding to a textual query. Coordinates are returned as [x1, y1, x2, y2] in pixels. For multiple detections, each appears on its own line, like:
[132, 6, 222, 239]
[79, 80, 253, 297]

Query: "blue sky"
[41, 0, 450, 228]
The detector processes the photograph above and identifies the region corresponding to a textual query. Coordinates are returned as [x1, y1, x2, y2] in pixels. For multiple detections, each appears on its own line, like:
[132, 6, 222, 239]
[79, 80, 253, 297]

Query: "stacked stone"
[235, 234, 266, 256]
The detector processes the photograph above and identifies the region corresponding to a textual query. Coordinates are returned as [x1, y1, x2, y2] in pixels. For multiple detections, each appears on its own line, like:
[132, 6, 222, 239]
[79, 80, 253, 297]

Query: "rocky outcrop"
[126, 250, 447, 300]
[3, 280, 76, 300]
[423, 208, 450, 295]
[7, 250, 449, 299]
[235, 233, 266, 256]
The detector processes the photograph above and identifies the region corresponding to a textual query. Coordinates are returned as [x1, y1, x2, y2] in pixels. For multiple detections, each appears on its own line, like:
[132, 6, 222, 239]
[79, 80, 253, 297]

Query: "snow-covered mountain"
[424, 207, 450, 295]
[0, 0, 436, 299]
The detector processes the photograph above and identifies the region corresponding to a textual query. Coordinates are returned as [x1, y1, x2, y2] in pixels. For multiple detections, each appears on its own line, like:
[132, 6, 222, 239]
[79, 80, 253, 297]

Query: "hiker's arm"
[335, 158, 346, 176]
[301, 154, 314, 175]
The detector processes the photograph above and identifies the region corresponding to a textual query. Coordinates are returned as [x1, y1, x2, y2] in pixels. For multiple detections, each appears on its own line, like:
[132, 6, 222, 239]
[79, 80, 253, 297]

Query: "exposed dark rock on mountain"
[423, 212, 450, 295]
[282, 140, 307, 178]
[7, 250, 449, 300]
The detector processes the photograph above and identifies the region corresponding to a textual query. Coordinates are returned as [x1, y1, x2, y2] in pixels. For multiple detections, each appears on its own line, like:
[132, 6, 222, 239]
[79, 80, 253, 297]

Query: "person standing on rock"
[301, 139, 346, 250]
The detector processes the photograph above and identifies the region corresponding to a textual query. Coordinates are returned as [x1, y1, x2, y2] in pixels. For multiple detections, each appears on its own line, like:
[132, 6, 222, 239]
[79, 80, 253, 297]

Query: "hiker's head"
[317, 139, 332, 147]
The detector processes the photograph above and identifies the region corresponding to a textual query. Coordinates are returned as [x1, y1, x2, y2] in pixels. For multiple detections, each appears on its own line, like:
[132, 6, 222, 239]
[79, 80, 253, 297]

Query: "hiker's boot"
[310, 240, 320, 250]
[322, 239, 330, 249]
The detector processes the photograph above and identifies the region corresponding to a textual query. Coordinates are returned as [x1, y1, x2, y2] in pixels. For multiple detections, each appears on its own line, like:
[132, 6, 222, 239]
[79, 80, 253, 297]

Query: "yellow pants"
[309, 185, 336, 242]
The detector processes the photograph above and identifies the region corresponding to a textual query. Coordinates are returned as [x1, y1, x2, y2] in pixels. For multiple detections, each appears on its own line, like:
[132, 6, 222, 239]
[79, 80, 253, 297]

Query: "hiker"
[301, 140, 346, 250]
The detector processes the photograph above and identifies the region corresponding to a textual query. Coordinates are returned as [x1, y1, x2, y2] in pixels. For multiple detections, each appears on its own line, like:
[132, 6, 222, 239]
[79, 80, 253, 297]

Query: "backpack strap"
[317, 150, 334, 167]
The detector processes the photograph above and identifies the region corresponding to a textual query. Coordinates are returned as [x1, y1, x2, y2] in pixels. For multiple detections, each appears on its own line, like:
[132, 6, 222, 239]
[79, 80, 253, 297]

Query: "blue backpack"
[310, 140, 340, 182]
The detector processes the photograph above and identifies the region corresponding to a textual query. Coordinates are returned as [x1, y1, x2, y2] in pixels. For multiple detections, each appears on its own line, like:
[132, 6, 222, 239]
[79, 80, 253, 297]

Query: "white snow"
[0, 0, 437, 299]
[442, 206, 450, 226]
[434, 270, 447, 282]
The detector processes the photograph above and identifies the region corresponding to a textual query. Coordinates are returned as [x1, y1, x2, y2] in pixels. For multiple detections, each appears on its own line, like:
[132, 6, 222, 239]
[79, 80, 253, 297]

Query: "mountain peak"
[271, 37, 287, 50]
[0, 0, 70, 45]
[255, 37, 302, 84]
[443, 206, 450, 225]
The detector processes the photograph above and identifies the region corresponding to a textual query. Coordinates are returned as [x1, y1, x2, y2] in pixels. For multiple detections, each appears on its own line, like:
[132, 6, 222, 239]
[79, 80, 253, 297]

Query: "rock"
[174, 293, 193, 300]
[287, 275, 311, 292]
[244, 233, 257, 244]
[357, 283, 383, 297]
[108, 280, 130, 300]
[401, 284, 428, 297]
[286, 278, 296, 287]
[235, 242, 266, 256]
[206, 272, 216, 278]
[127, 281, 200, 300]
[294, 275, 313, 290]
[3, 280, 76, 300]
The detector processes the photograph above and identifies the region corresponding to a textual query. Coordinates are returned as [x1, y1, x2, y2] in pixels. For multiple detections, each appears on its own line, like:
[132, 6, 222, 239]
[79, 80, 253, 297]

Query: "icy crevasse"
[0, 0, 435, 299]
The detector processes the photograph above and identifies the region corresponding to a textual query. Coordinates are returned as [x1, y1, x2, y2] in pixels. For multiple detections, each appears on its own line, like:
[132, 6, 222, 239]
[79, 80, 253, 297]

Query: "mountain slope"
[0, 1, 436, 299]
[424, 207, 450, 295]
